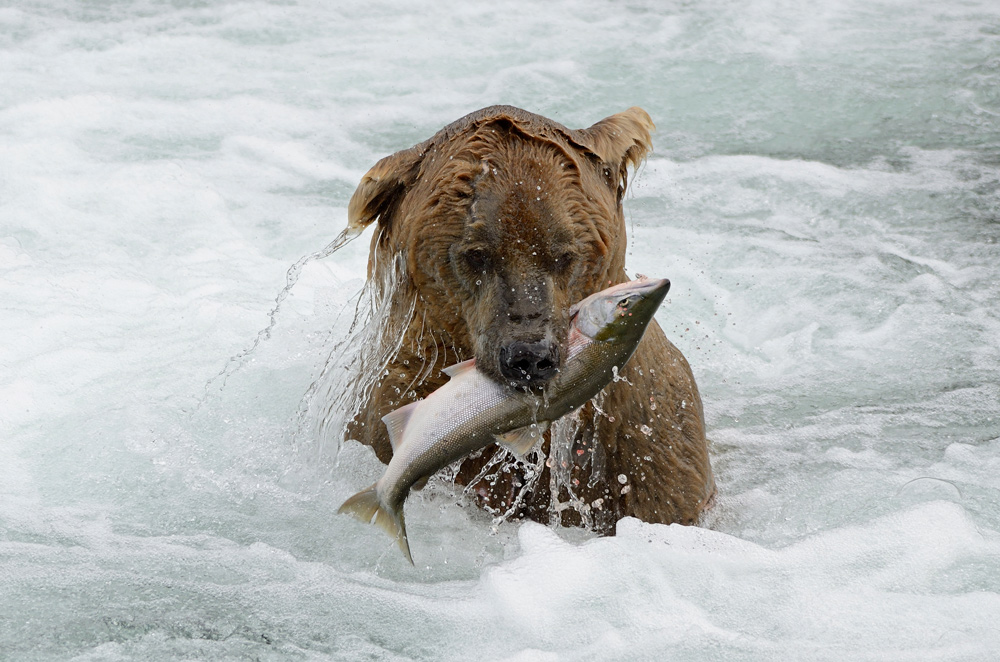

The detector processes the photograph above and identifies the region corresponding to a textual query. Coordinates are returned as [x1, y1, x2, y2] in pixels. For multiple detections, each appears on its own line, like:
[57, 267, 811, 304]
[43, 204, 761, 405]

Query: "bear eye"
[553, 251, 574, 274]
[463, 248, 490, 273]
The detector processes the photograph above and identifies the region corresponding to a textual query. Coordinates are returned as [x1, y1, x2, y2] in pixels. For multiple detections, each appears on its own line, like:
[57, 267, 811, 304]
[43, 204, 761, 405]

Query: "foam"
[3, 0, 1000, 659]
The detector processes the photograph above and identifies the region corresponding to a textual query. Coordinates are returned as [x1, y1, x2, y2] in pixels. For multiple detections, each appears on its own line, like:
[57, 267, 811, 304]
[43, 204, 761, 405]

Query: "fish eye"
[553, 251, 575, 274]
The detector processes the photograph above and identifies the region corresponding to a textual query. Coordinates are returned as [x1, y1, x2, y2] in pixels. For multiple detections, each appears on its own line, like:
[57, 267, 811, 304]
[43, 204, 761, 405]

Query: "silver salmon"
[338, 276, 671, 563]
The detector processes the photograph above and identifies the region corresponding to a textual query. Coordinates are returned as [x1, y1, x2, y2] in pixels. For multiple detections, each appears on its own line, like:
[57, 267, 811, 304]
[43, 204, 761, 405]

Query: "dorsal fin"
[381, 400, 420, 453]
[442, 358, 477, 378]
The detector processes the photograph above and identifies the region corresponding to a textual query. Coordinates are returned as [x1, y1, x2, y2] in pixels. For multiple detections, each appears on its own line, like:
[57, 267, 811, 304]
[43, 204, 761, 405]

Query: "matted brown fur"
[344, 106, 715, 533]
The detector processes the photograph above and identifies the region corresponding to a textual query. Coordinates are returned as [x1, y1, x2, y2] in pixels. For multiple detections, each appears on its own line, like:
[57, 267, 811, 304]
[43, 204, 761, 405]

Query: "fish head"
[569, 277, 671, 344]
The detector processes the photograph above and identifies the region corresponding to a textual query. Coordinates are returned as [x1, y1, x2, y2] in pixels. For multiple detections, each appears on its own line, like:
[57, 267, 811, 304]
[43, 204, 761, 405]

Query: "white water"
[3, 1, 1000, 660]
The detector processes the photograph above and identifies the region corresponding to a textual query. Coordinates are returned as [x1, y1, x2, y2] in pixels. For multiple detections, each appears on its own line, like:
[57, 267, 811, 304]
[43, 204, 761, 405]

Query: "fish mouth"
[599, 276, 671, 314]
[621, 277, 670, 323]
[568, 276, 670, 319]
[621, 276, 670, 299]
[638, 277, 670, 310]
[590, 276, 671, 343]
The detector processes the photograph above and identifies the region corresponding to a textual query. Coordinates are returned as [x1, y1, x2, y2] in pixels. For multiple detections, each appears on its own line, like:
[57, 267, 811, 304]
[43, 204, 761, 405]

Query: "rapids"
[2, 1, 999, 659]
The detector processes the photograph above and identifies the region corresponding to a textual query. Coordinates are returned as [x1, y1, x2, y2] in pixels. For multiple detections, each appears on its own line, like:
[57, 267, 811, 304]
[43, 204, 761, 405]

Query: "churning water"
[2, 1, 999, 660]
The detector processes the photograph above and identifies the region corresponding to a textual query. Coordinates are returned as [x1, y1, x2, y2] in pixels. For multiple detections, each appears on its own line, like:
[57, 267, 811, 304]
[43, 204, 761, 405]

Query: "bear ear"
[571, 107, 655, 201]
[347, 145, 424, 234]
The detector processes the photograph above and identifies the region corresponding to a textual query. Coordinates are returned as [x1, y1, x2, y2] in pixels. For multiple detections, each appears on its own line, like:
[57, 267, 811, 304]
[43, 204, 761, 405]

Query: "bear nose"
[498, 340, 560, 384]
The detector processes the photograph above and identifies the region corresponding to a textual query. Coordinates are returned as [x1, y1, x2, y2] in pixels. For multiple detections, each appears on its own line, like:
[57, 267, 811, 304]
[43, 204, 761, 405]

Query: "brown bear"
[341, 106, 715, 534]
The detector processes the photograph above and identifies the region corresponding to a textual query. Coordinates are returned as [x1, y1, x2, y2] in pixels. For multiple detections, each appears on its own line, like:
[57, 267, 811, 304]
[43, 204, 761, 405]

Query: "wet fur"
[344, 106, 715, 533]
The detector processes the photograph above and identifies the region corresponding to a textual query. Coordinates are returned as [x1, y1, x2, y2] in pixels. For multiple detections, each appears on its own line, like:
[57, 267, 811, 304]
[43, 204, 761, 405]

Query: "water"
[2, 0, 999, 659]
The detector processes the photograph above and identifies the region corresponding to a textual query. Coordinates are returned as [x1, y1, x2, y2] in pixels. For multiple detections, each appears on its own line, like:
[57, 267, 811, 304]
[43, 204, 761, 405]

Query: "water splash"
[294, 247, 414, 465]
[492, 451, 548, 531]
[201, 225, 364, 402]
[547, 407, 596, 529]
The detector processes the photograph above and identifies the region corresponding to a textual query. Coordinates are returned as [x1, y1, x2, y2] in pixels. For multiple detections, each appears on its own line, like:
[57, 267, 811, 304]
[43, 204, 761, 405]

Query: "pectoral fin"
[566, 325, 591, 359]
[495, 421, 549, 458]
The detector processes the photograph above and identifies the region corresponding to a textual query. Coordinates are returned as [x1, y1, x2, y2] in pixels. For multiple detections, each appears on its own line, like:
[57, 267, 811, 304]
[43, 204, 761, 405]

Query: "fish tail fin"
[338, 484, 413, 564]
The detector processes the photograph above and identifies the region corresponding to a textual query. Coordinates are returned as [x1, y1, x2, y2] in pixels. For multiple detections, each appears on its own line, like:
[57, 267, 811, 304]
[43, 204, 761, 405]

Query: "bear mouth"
[497, 339, 560, 387]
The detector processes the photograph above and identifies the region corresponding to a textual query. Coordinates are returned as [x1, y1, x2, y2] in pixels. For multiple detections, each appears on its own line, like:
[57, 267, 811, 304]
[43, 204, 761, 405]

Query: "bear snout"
[498, 339, 560, 385]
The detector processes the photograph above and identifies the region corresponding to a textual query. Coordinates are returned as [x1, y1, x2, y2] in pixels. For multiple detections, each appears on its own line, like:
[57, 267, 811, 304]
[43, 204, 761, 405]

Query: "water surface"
[2, 1, 999, 660]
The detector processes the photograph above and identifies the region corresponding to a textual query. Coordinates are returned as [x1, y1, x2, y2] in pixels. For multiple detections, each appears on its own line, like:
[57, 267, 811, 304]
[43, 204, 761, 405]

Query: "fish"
[338, 276, 672, 563]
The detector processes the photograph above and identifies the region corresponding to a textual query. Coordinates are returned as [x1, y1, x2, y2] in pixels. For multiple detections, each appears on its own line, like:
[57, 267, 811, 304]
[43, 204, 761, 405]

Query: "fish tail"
[338, 484, 413, 564]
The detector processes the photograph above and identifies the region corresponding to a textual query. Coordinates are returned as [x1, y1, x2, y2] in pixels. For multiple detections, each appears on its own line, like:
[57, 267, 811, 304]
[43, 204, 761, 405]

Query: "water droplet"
[640, 425, 653, 436]
[617, 474, 628, 484]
